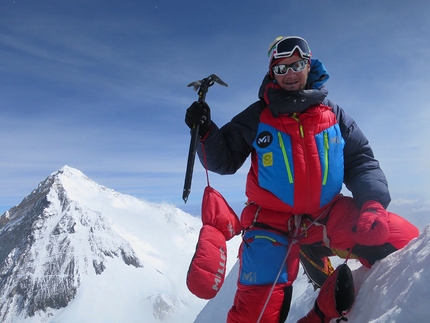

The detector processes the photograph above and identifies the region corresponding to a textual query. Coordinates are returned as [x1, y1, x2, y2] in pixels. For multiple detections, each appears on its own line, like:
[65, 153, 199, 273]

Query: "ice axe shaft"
[182, 74, 228, 203]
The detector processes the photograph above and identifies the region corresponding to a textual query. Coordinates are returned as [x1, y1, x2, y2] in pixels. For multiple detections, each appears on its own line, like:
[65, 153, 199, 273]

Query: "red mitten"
[186, 225, 227, 299]
[351, 200, 390, 246]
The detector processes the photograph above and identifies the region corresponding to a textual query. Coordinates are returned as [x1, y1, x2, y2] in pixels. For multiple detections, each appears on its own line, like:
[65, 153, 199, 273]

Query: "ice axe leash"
[182, 74, 228, 203]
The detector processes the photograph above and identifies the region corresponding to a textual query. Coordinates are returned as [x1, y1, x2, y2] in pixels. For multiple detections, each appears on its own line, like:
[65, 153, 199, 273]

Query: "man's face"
[273, 55, 310, 91]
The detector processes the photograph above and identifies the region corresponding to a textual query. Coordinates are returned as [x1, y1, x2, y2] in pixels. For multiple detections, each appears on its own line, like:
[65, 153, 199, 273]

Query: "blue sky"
[1, 0, 429, 229]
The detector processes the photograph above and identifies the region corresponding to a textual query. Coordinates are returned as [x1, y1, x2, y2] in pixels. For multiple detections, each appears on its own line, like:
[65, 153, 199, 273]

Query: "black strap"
[251, 221, 290, 236]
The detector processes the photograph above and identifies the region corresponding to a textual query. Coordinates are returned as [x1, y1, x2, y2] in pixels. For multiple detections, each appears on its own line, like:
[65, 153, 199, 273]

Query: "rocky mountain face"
[0, 166, 213, 323]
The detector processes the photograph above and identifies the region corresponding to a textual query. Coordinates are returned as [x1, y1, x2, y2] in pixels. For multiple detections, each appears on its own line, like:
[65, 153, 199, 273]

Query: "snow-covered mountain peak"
[57, 164, 88, 178]
[0, 166, 230, 323]
[48, 164, 115, 197]
[0, 166, 143, 321]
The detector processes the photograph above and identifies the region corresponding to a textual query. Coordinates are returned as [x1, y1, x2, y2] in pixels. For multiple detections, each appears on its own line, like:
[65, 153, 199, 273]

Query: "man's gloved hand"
[351, 200, 390, 246]
[185, 101, 211, 138]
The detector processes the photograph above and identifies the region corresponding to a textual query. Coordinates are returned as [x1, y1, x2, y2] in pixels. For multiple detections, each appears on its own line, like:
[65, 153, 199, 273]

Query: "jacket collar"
[258, 58, 330, 117]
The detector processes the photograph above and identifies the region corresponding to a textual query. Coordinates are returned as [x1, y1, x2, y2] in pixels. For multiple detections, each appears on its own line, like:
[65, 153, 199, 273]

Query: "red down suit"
[247, 104, 343, 214]
[194, 73, 419, 323]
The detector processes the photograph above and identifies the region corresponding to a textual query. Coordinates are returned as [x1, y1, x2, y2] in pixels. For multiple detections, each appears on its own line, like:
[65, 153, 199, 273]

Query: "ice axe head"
[187, 74, 228, 100]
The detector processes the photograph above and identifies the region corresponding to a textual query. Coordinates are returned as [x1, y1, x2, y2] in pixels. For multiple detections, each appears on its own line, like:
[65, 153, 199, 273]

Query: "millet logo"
[212, 247, 226, 291]
[241, 271, 257, 283]
[330, 136, 342, 144]
[256, 131, 273, 148]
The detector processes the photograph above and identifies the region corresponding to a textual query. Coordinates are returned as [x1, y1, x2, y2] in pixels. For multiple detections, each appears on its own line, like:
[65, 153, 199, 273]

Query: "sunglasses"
[268, 36, 311, 61]
[272, 59, 308, 75]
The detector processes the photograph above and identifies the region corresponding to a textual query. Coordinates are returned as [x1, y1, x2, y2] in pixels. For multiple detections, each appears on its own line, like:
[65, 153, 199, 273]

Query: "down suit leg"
[297, 196, 419, 323]
[227, 227, 300, 323]
[229, 197, 419, 323]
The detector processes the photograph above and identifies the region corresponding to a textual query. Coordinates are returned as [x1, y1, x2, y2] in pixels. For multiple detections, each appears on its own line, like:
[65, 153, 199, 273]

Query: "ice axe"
[182, 74, 228, 203]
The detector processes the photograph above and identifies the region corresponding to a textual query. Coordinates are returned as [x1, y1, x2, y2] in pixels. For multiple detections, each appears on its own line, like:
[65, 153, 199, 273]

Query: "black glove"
[185, 101, 211, 137]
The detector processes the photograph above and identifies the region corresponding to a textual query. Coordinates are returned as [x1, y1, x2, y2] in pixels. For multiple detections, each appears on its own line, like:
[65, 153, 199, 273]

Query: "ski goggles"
[271, 59, 308, 75]
[268, 36, 311, 62]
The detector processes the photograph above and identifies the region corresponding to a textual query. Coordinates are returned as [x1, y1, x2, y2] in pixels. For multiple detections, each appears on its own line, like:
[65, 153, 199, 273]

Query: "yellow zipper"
[277, 132, 293, 183]
[323, 131, 329, 185]
[254, 235, 277, 243]
[291, 113, 304, 138]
